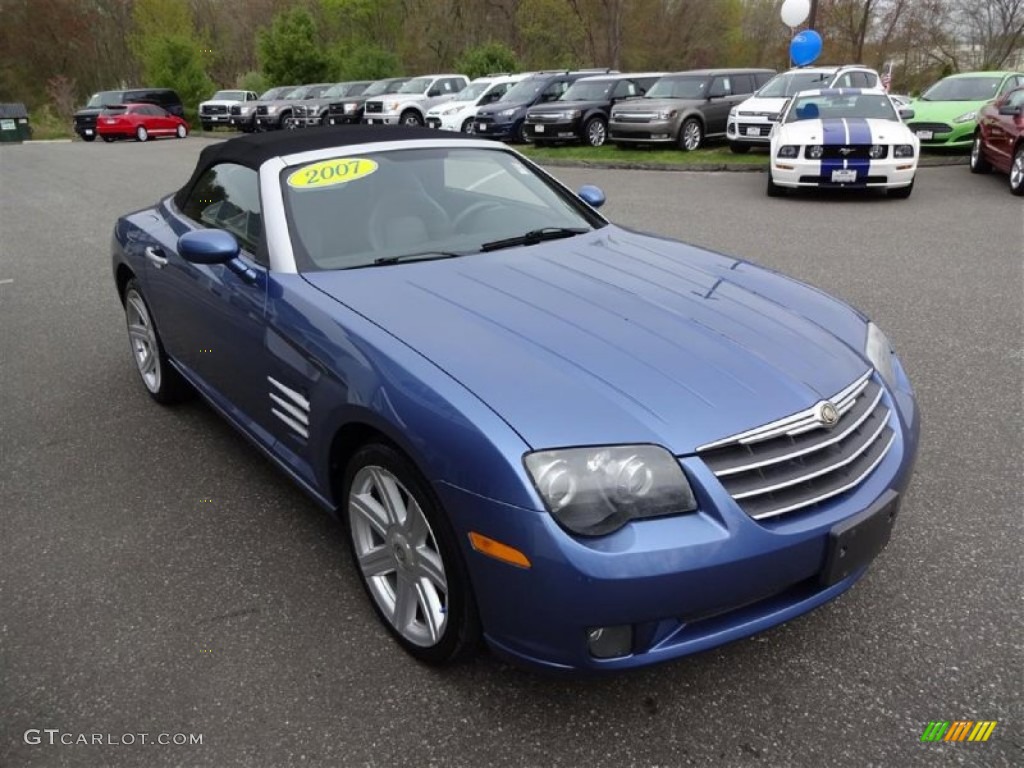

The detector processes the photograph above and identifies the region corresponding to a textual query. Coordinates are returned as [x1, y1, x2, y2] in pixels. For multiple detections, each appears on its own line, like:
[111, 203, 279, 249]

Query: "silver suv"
[362, 74, 469, 126]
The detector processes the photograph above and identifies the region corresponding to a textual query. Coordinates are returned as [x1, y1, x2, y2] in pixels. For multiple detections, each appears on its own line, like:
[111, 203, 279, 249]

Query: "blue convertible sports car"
[113, 126, 919, 672]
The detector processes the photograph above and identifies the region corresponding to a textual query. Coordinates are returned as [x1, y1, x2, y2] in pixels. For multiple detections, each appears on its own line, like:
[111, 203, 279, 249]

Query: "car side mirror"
[899, 108, 914, 120]
[578, 184, 606, 209]
[178, 229, 240, 264]
[998, 103, 1023, 116]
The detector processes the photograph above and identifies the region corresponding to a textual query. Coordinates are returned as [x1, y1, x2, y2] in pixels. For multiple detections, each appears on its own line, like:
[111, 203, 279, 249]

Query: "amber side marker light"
[468, 532, 531, 568]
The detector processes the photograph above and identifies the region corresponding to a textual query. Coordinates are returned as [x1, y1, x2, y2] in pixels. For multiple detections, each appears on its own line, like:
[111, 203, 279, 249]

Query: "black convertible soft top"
[174, 125, 448, 208]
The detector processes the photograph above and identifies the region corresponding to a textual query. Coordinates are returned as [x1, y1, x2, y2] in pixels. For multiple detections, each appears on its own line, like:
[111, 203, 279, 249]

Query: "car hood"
[908, 98, 987, 122]
[529, 99, 607, 114]
[426, 99, 473, 116]
[478, 101, 530, 116]
[614, 97, 704, 114]
[303, 227, 871, 454]
[200, 99, 240, 107]
[367, 94, 428, 104]
[775, 117, 915, 144]
[734, 95, 788, 114]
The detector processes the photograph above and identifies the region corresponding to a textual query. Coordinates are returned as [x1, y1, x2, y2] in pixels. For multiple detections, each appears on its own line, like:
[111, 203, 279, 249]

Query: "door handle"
[144, 246, 168, 268]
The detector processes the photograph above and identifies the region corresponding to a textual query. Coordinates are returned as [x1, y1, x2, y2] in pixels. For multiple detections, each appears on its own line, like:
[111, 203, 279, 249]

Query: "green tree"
[237, 70, 269, 95]
[336, 45, 402, 80]
[454, 42, 519, 79]
[131, 0, 213, 115]
[258, 7, 330, 86]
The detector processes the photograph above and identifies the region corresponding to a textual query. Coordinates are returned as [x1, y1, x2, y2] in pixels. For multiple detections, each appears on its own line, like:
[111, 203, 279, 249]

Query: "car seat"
[796, 102, 819, 120]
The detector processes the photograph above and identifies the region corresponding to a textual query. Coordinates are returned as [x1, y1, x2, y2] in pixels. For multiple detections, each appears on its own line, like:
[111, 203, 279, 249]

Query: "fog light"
[587, 625, 633, 658]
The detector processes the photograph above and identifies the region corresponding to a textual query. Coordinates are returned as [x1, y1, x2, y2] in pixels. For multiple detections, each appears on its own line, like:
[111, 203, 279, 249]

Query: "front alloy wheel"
[401, 110, 423, 127]
[344, 444, 479, 663]
[1011, 147, 1024, 196]
[679, 118, 703, 151]
[584, 116, 607, 147]
[136, 126, 148, 142]
[123, 280, 189, 403]
[970, 133, 991, 173]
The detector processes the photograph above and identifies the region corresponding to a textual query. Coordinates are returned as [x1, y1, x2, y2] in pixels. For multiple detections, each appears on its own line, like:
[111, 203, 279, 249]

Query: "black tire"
[342, 442, 481, 665]
[969, 133, 991, 173]
[678, 118, 703, 151]
[729, 141, 751, 154]
[461, 118, 473, 133]
[1011, 146, 1024, 196]
[514, 120, 530, 144]
[101, 136, 115, 143]
[765, 171, 786, 197]
[583, 116, 608, 147]
[122, 279, 191, 404]
[400, 110, 423, 127]
[887, 179, 914, 199]
[81, 132, 96, 142]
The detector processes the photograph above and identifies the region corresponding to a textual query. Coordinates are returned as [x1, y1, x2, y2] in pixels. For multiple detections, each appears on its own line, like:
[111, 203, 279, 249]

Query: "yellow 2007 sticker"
[287, 158, 378, 189]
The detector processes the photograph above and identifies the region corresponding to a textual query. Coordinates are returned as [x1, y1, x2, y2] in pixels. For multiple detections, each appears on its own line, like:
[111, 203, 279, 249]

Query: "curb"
[533, 154, 969, 173]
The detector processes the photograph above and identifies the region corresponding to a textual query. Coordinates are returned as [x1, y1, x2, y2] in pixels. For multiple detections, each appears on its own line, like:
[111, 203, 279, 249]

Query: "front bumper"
[254, 114, 284, 130]
[441, 381, 919, 673]
[426, 115, 465, 132]
[200, 113, 231, 124]
[726, 118, 773, 145]
[909, 121, 973, 149]
[609, 119, 677, 144]
[362, 114, 400, 125]
[327, 113, 360, 126]
[229, 113, 255, 129]
[473, 119, 517, 140]
[771, 155, 918, 189]
[524, 119, 580, 141]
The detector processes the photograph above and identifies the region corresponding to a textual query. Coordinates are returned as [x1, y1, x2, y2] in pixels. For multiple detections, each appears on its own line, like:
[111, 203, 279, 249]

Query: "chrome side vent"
[268, 376, 310, 439]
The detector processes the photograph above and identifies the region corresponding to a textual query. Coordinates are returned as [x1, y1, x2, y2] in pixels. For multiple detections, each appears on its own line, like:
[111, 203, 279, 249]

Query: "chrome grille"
[364, 100, 383, 114]
[698, 370, 894, 521]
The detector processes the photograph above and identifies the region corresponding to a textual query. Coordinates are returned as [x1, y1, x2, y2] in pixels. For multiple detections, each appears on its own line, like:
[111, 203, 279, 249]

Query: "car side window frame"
[179, 163, 268, 267]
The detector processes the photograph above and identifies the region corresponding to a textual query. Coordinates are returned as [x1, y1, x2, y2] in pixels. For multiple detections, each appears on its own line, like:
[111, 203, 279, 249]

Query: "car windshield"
[757, 71, 832, 98]
[455, 82, 490, 101]
[645, 76, 708, 100]
[87, 91, 125, 108]
[212, 90, 244, 101]
[562, 80, 616, 101]
[397, 78, 433, 94]
[281, 147, 602, 271]
[786, 92, 899, 122]
[284, 86, 309, 99]
[501, 79, 546, 102]
[364, 78, 408, 97]
[259, 87, 290, 101]
[920, 76, 1002, 102]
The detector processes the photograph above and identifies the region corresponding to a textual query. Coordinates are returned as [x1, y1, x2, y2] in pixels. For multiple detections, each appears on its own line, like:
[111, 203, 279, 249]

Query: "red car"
[971, 86, 1024, 195]
[96, 103, 189, 143]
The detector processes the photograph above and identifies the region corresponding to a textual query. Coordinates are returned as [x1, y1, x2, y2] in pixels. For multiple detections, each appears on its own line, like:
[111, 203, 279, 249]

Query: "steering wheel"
[453, 201, 506, 234]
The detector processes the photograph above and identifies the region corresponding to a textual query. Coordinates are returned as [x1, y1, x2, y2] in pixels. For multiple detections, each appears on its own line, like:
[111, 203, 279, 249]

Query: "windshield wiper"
[370, 250, 467, 267]
[480, 227, 589, 253]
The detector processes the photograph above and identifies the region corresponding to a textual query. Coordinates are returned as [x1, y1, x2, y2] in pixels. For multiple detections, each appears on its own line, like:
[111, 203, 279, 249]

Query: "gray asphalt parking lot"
[1, 137, 1021, 768]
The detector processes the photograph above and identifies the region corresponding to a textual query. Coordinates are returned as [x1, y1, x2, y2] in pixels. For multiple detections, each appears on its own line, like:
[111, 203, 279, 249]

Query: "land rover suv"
[73, 88, 182, 142]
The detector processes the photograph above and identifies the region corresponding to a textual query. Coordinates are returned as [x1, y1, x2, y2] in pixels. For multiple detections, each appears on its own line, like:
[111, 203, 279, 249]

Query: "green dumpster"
[0, 103, 30, 143]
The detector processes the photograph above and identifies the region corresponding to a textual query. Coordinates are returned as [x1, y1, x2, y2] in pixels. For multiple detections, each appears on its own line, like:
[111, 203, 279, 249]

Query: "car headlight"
[241, 105, 254, 114]
[343, 103, 358, 113]
[657, 109, 677, 120]
[953, 110, 976, 124]
[777, 145, 799, 159]
[893, 144, 915, 158]
[524, 445, 697, 537]
[807, 144, 824, 159]
[865, 322, 897, 389]
[386, 101, 402, 112]
[766, 113, 780, 122]
[441, 105, 462, 115]
[728, 108, 737, 118]
[499, 108, 517, 117]
[869, 144, 887, 159]
[267, 105, 279, 114]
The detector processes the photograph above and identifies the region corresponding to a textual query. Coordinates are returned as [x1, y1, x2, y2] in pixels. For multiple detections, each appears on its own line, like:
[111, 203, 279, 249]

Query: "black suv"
[524, 72, 664, 147]
[326, 77, 409, 126]
[73, 88, 183, 142]
[474, 70, 618, 143]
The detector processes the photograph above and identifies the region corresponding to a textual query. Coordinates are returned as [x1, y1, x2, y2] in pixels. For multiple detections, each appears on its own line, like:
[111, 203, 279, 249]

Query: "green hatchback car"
[908, 71, 1024, 149]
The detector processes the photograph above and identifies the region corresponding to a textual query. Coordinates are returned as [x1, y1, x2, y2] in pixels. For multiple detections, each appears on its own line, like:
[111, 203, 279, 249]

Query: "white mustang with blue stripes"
[768, 88, 919, 197]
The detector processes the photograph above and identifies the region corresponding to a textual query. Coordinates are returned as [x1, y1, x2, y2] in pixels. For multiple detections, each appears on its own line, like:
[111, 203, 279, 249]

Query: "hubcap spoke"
[349, 492, 389, 538]
[415, 579, 444, 643]
[415, 548, 447, 592]
[127, 323, 150, 345]
[369, 468, 405, 526]
[392, 572, 418, 629]
[358, 545, 396, 578]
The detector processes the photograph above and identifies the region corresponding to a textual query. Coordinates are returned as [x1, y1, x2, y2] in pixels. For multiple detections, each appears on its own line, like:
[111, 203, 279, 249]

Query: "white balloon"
[780, 0, 811, 28]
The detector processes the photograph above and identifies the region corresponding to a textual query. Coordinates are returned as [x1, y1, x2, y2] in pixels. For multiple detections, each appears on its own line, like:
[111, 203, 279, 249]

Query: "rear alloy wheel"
[135, 126, 148, 142]
[765, 171, 786, 197]
[679, 118, 703, 151]
[176, 124, 187, 139]
[401, 110, 423, 127]
[729, 141, 751, 154]
[969, 133, 991, 173]
[887, 179, 914, 199]
[583, 116, 607, 147]
[123, 280, 190, 404]
[344, 443, 479, 664]
[1011, 146, 1024, 195]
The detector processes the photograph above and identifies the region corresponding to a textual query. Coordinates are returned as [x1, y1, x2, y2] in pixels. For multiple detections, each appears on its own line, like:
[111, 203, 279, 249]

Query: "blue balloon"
[790, 30, 823, 67]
